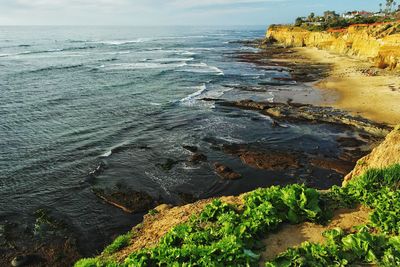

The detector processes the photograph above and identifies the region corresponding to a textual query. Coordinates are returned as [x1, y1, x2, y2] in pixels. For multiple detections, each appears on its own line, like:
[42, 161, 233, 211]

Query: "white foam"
[180, 51, 196, 56]
[152, 57, 194, 63]
[177, 62, 224, 75]
[182, 163, 201, 170]
[219, 136, 245, 143]
[101, 150, 112, 157]
[202, 86, 233, 99]
[180, 84, 207, 103]
[95, 38, 150, 45]
[105, 61, 187, 70]
[150, 102, 162, 106]
[156, 35, 207, 40]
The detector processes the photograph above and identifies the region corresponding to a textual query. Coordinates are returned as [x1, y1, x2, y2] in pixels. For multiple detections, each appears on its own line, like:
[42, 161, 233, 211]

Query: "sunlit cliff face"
[267, 23, 400, 70]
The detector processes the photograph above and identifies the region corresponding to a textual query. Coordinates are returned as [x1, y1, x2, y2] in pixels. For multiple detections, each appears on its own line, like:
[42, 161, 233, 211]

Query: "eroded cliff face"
[344, 125, 400, 184]
[267, 22, 400, 70]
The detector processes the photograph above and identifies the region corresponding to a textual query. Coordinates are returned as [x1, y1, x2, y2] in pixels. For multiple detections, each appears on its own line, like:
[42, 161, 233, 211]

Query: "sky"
[0, 0, 385, 26]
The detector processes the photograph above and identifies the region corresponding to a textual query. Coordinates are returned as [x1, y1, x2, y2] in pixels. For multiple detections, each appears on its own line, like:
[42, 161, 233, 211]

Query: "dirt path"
[259, 205, 370, 264]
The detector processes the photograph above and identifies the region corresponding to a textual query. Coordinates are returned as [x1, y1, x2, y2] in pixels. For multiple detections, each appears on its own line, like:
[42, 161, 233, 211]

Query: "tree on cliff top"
[295, 17, 303, 26]
[307, 12, 315, 22]
[384, 0, 398, 13]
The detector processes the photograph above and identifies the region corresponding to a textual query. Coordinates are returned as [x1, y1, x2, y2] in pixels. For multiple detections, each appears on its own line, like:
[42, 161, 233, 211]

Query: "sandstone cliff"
[344, 125, 400, 184]
[267, 22, 400, 70]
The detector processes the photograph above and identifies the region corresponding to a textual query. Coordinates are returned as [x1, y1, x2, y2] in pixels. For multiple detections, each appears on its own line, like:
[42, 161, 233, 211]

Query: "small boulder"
[214, 163, 242, 180]
[189, 153, 207, 163]
[182, 145, 198, 153]
[11, 255, 29, 267]
[178, 192, 198, 204]
[157, 158, 179, 171]
[93, 188, 155, 213]
[240, 151, 299, 170]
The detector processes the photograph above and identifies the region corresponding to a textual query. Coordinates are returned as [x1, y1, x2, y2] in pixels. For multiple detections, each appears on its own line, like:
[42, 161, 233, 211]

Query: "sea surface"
[0, 26, 355, 255]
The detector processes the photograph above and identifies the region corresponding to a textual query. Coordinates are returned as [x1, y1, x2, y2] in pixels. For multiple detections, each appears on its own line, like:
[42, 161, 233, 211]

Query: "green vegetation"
[294, 2, 400, 31]
[330, 164, 400, 235]
[124, 184, 328, 266]
[103, 231, 134, 255]
[381, 0, 399, 14]
[74, 258, 119, 267]
[266, 227, 400, 266]
[74, 164, 400, 267]
[266, 164, 400, 266]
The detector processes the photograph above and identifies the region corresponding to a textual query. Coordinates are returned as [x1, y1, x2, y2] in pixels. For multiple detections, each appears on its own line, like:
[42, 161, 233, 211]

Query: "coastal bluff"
[266, 22, 400, 70]
[344, 125, 400, 184]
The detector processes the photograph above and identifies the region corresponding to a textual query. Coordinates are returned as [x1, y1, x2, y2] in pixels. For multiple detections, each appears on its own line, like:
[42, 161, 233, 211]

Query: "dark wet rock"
[189, 153, 207, 163]
[214, 163, 242, 180]
[138, 144, 150, 150]
[200, 97, 221, 102]
[88, 161, 107, 178]
[236, 43, 332, 82]
[271, 120, 281, 128]
[339, 148, 370, 163]
[272, 76, 293, 81]
[93, 188, 155, 214]
[218, 99, 390, 137]
[263, 104, 390, 137]
[11, 255, 30, 267]
[221, 99, 271, 111]
[309, 157, 355, 175]
[182, 145, 198, 153]
[235, 45, 332, 83]
[224, 84, 270, 93]
[177, 192, 198, 204]
[228, 38, 266, 47]
[11, 255, 43, 267]
[221, 143, 300, 170]
[1, 216, 81, 267]
[239, 151, 299, 170]
[336, 137, 367, 147]
[221, 143, 246, 154]
[157, 158, 180, 171]
[33, 209, 67, 239]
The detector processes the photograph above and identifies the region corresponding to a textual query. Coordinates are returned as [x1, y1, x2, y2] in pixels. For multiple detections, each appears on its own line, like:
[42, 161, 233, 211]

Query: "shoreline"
[5, 32, 398, 266]
[73, 42, 397, 265]
[294, 47, 400, 126]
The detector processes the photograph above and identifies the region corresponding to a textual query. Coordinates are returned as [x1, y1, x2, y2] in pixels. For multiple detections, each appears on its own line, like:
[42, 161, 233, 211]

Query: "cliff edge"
[267, 22, 400, 70]
[344, 125, 400, 184]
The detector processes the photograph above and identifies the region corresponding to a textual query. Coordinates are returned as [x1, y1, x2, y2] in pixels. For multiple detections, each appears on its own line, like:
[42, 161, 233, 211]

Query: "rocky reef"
[267, 22, 400, 70]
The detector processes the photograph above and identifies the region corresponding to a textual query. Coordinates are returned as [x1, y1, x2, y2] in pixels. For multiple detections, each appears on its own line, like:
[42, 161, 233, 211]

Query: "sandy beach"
[297, 47, 400, 126]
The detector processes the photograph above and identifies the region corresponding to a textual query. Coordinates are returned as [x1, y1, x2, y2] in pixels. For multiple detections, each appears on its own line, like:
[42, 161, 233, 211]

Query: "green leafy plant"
[75, 164, 400, 267]
[103, 231, 133, 255]
[122, 184, 327, 266]
[330, 164, 400, 234]
[266, 227, 400, 266]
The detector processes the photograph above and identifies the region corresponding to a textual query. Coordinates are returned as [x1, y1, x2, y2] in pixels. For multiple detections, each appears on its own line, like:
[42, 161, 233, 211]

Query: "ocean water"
[0, 26, 355, 254]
